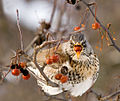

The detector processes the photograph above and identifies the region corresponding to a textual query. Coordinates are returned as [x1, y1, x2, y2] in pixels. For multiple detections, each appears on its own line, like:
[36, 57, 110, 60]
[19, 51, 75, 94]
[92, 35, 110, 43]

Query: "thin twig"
[26, 67, 47, 84]
[16, 9, 24, 51]
[100, 90, 120, 101]
[55, 2, 66, 33]
[33, 40, 61, 87]
[0, 69, 10, 84]
[49, 0, 57, 24]
[24, 35, 39, 52]
[81, 0, 120, 52]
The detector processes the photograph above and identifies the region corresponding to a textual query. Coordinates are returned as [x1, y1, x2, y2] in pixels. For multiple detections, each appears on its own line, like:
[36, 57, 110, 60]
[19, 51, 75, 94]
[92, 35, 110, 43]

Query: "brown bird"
[28, 33, 99, 97]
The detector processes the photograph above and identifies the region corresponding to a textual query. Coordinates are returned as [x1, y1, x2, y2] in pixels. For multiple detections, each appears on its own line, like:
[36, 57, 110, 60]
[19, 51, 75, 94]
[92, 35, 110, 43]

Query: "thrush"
[28, 33, 99, 97]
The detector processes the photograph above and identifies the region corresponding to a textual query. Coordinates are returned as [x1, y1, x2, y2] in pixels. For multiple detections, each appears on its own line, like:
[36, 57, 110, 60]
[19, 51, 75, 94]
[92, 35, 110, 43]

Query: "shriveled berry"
[22, 69, 29, 76]
[10, 64, 15, 69]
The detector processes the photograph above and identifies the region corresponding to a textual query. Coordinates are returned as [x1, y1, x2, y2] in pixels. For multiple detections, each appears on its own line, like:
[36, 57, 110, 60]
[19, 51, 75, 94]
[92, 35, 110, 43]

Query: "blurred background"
[0, 0, 120, 101]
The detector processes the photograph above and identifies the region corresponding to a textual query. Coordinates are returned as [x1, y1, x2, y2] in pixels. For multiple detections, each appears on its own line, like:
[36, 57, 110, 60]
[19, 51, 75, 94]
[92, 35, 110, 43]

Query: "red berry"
[46, 58, 53, 64]
[19, 62, 26, 68]
[74, 26, 80, 31]
[55, 73, 62, 80]
[51, 54, 59, 63]
[60, 75, 68, 83]
[92, 22, 100, 30]
[11, 69, 20, 76]
[22, 74, 30, 80]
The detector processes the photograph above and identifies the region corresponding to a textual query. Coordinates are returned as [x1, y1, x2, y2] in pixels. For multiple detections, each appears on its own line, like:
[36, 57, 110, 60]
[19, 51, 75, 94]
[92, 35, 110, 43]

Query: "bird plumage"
[28, 33, 99, 97]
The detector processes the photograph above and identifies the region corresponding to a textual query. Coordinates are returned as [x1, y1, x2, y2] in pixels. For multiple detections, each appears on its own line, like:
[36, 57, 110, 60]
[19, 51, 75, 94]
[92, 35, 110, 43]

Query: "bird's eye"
[61, 66, 68, 75]
[82, 41, 87, 47]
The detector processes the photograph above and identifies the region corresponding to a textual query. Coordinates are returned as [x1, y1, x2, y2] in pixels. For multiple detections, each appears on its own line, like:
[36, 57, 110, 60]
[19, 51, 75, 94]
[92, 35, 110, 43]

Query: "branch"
[33, 40, 61, 87]
[81, 0, 120, 52]
[49, 0, 57, 24]
[99, 90, 120, 101]
[16, 9, 24, 51]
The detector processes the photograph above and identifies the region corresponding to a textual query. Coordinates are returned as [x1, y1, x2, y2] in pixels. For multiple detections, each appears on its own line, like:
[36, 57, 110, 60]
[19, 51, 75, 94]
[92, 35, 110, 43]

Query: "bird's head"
[62, 33, 94, 59]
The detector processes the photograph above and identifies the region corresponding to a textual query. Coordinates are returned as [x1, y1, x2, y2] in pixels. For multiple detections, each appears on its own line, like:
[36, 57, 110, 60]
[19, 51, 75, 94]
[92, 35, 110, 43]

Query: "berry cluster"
[46, 54, 59, 65]
[55, 73, 68, 83]
[10, 62, 30, 80]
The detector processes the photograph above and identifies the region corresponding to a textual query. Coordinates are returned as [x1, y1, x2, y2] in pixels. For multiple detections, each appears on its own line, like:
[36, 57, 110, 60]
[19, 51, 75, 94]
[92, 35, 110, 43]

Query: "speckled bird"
[28, 33, 99, 97]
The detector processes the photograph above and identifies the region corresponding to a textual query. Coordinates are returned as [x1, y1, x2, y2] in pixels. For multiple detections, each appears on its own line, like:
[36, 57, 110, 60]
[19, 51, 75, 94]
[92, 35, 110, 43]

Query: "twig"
[33, 40, 61, 87]
[26, 67, 47, 84]
[99, 90, 120, 101]
[16, 9, 24, 51]
[0, 69, 10, 84]
[55, 2, 66, 34]
[24, 35, 39, 52]
[81, 0, 120, 52]
[49, 0, 57, 24]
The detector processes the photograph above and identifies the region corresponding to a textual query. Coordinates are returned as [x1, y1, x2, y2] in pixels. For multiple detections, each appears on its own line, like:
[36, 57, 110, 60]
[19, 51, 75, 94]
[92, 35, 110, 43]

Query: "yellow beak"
[76, 51, 80, 59]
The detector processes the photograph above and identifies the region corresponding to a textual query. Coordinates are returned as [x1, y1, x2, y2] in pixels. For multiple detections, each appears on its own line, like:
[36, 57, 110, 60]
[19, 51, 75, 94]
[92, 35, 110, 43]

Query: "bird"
[28, 33, 99, 97]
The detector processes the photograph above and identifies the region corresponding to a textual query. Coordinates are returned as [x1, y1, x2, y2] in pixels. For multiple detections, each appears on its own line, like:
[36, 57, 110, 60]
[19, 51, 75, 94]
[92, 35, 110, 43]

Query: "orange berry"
[92, 22, 100, 30]
[51, 54, 59, 63]
[60, 75, 68, 83]
[11, 68, 20, 76]
[81, 24, 85, 28]
[19, 62, 26, 68]
[55, 73, 62, 80]
[46, 58, 53, 64]
[113, 38, 116, 40]
[22, 74, 30, 80]
[74, 26, 80, 31]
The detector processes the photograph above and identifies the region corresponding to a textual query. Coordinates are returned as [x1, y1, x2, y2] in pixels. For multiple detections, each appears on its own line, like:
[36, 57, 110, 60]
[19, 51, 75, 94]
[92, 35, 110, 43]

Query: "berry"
[10, 64, 15, 69]
[11, 68, 20, 76]
[22, 74, 30, 80]
[74, 26, 80, 31]
[46, 58, 53, 64]
[19, 62, 26, 68]
[92, 22, 100, 30]
[22, 69, 29, 76]
[60, 75, 68, 83]
[20, 68, 24, 73]
[51, 54, 59, 63]
[55, 73, 62, 80]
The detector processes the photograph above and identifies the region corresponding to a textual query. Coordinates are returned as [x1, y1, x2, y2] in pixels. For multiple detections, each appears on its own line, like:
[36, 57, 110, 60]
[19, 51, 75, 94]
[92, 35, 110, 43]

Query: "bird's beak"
[76, 51, 80, 59]
[73, 42, 82, 59]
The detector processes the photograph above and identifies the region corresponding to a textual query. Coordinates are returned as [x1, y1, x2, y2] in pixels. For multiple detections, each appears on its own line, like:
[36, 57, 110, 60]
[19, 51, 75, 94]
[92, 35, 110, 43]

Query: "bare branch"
[33, 40, 61, 87]
[16, 9, 24, 51]
[49, 0, 57, 24]
[100, 90, 120, 101]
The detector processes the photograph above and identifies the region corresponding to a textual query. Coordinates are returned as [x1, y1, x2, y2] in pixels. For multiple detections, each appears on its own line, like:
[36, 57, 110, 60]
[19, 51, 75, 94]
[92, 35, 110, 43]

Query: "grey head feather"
[70, 33, 94, 56]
